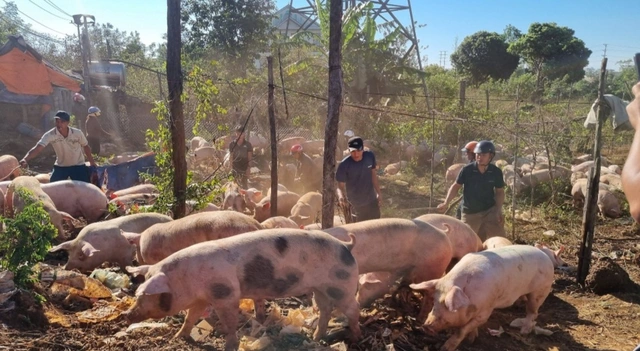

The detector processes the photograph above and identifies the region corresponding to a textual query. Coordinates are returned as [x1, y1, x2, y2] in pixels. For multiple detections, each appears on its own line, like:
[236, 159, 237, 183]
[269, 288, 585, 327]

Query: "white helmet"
[343, 129, 354, 138]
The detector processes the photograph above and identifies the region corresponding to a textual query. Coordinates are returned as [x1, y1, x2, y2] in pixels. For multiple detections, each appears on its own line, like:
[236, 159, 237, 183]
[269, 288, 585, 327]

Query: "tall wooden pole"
[267, 57, 278, 217]
[577, 58, 608, 286]
[166, 0, 187, 219]
[321, 0, 343, 229]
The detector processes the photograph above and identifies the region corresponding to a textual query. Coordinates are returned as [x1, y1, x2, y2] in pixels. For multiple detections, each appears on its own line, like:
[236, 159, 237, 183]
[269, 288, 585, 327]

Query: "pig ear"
[556, 245, 565, 256]
[126, 265, 150, 277]
[262, 202, 271, 210]
[255, 191, 262, 197]
[239, 189, 246, 195]
[534, 243, 543, 249]
[137, 272, 170, 296]
[444, 286, 470, 312]
[49, 240, 73, 252]
[60, 211, 75, 223]
[81, 242, 99, 257]
[409, 279, 438, 293]
[121, 230, 141, 245]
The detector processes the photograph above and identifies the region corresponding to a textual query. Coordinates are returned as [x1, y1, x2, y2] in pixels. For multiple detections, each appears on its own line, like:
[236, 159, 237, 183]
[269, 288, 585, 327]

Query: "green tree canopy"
[450, 31, 520, 84]
[181, 0, 276, 66]
[508, 22, 592, 88]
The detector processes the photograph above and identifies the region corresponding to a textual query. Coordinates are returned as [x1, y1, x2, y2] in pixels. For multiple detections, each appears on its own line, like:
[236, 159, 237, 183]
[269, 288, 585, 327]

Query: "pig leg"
[213, 304, 241, 351]
[253, 298, 266, 323]
[442, 312, 491, 351]
[334, 296, 362, 341]
[311, 290, 333, 341]
[174, 301, 209, 339]
[516, 286, 551, 334]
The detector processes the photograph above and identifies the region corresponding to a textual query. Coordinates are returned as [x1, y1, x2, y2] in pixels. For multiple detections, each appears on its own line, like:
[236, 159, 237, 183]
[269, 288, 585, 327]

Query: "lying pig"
[124, 229, 361, 350]
[49, 213, 173, 272]
[0, 155, 20, 181]
[125, 211, 262, 265]
[414, 214, 482, 265]
[445, 163, 465, 184]
[261, 216, 300, 229]
[482, 236, 513, 250]
[41, 180, 108, 223]
[109, 193, 158, 206]
[571, 179, 610, 208]
[34, 173, 50, 184]
[323, 218, 452, 320]
[111, 184, 159, 198]
[303, 215, 346, 229]
[252, 191, 300, 222]
[598, 189, 622, 218]
[5, 176, 74, 239]
[410, 245, 554, 351]
[289, 192, 323, 226]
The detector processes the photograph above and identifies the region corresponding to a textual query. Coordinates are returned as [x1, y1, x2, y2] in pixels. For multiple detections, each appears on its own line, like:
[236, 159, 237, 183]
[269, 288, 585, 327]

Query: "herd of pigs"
[0, 136, 622, 351]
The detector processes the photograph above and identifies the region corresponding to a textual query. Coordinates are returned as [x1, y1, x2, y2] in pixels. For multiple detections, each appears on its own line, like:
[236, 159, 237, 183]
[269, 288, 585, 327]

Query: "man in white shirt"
[20, 110, 97, 183]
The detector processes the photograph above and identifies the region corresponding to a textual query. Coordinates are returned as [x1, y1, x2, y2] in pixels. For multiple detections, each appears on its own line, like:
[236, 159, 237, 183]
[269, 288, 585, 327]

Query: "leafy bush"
[0, 188, 57, 288]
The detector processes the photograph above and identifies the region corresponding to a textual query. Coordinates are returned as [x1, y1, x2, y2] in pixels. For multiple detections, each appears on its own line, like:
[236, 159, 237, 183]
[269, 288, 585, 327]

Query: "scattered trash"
[382, 328, 392, 337]
[509, 318, 553, 336]
[488, 326, 505, 337]
[126, 321, 170, 333]
[190, 319, 214, 342]
[239, 335, 271, 351]
[385, 344, 396, 351]
[90, 269, 131, 289]
[543, 230, 556, 237]
[330, 342, 348, 351]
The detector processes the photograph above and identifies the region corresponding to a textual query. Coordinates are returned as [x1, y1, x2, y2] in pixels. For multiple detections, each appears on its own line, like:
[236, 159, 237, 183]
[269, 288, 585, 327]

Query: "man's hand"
[497, 209, 505, 225]
[629, 83, 640, 130]
[19, 159, 28, 168]
[436, 202, 448, 213]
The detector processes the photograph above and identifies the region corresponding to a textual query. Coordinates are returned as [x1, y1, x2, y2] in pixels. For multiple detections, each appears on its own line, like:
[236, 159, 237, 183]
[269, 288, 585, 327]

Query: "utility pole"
[72, 14, 95, 107]
[322, 0, 343, 229]
[166, 0, 187, 219]
[602, 44, 608, 59]
[440, 51, 447, 67]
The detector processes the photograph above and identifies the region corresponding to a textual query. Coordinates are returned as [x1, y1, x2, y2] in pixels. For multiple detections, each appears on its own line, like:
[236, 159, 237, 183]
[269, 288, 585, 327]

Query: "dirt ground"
[1, 165, 640, 351]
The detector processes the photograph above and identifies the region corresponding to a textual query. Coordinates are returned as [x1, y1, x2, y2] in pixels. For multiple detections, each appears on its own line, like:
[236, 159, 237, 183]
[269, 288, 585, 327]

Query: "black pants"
[88, 137, 101, 155]
[353, 200, 381, 222]
[50, 165, 90, 183]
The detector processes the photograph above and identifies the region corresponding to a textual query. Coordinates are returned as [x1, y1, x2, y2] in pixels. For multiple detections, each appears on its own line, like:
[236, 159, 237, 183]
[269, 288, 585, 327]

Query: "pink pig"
[410, 245, 554, 351]
[123, 229, 361, 351]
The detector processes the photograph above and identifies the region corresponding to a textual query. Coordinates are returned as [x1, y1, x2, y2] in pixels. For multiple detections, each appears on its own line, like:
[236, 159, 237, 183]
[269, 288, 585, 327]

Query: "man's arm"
[495, 187, 505, 208]
[337, 182, 347, 201]
[20, 144, 45, 166]
[371, 168, 382, 203]
[442, 183, 462, 206]
[623, 83, 640, 222]
[83, 145, 97, 167]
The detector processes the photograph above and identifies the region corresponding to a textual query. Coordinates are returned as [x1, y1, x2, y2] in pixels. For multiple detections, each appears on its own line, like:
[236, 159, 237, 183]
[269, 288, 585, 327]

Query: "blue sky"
[13, 0, 640, 70]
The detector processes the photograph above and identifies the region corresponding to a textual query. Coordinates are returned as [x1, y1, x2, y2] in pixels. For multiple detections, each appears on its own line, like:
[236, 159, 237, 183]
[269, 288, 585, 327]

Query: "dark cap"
[54, 110, 70, 122]
[348, 137, 364, 151]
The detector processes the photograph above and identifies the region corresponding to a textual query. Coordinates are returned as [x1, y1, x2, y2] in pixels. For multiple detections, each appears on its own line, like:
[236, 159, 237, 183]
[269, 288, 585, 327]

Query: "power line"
[3, 0, 68, 36]
[44, 0, 72, 17]
[0, 13, 65, 44]
[28, 0, 70, 21]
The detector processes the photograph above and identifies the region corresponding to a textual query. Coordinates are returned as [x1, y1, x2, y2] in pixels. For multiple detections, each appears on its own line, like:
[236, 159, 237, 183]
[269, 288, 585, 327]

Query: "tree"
[450, 31, 519, 84]
[181, 0, 276, 71]
[508, 23, 592, 90]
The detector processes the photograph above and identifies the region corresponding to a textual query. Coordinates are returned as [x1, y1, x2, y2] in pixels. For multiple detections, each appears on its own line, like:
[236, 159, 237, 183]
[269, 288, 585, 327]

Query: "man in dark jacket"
[228, 126, 252, 189]
[336, 136, 382, 222]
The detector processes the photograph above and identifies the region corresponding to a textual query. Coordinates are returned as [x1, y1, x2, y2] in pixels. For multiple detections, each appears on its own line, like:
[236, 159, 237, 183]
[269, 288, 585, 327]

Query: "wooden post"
[267, 56, 278, 217]
[321, 0, 342, 229]
[511, 86, 520, 241]
[577, 58, 608, 286]
[166, 0, 187, 219]
[456, 80, 466, 163]
[277, 48, 290, 120]
[486, 88, 490, 111]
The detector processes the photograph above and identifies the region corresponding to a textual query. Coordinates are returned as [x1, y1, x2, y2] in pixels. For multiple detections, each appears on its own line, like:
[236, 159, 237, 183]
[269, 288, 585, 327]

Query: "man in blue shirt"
[336, 136, 382, 222]
[437, 140, 505, 240]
